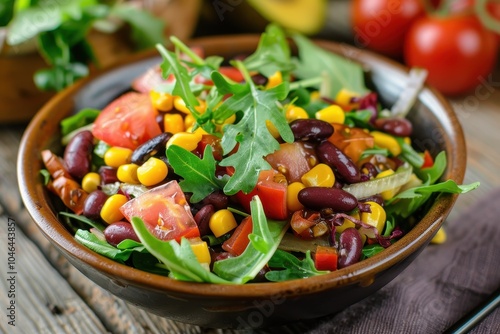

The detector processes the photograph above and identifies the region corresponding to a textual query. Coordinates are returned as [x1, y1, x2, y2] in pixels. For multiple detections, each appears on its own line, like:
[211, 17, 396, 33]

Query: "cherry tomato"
[120, 181, 200, 242]
[92, 92, 162, 150]
[351, 0, 425, 58]
[404, 14, 498, 95]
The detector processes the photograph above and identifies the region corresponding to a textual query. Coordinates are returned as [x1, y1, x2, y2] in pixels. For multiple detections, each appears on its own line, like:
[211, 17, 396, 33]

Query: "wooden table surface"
[1, 75, 499, 334]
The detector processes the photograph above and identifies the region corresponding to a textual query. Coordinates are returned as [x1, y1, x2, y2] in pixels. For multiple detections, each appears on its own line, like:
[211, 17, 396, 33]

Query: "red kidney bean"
[104, 221, 140, 247]
[317, 141, 361, 183]
[251, 74, 268, 86]
[98, 166, 118, 184]
[337, 228, 363, 269]
[194, 204, 215, 236]
[63, 130, 94, 180]
[290, 119, 334, 142]
[83, 190, 108, 221]
[298, 187, 358, 212]
[374, 117, 413, 137]
[359, 194, 384, 207]
[201, 191, 229, 211]
[131, 132, 172, 165]
[361, 162, 378, 178]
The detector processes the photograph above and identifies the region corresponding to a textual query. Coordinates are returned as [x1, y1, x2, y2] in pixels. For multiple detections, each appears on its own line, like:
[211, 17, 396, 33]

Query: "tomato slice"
[234, 170, 288, 220]
[196, 134, 223, 160]
[120, 181, 200, 242]
[92, 92, 162, 150]
[421, 150, 434, 169]
[132, 66, 175, 93]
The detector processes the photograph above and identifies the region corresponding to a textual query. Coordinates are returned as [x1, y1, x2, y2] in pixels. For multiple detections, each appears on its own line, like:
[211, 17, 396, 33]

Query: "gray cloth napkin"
[270, 188, 500, 334]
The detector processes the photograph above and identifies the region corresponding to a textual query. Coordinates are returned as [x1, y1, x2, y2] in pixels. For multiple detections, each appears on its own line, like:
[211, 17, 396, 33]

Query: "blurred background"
[1, 0, 499, 123]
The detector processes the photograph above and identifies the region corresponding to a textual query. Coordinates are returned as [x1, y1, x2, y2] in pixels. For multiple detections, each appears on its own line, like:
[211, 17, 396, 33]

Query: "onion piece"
[343, 164, 413, 199]
[278, 233, 330, 254]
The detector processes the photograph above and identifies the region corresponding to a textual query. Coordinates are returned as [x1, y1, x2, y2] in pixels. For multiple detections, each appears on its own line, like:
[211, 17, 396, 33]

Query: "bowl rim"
[17, 34, 466, 298]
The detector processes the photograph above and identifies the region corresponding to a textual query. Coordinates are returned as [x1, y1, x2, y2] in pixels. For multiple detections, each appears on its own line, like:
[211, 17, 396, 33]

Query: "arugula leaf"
[217, 61, 294, 195]
[0, 0, 15, 27]
[166, 145, 227, 202]
[292, 34, 369, 99]
[75, 229, 146, 262]
[359, 147, 390, 160]
[243, 23, 295, 77]
[213, 196, 289, 283]
[131, 217, 232, 284]
[60, 108, 100, 137]
[362, 244, 385, 259]
[265, 250, 327, 282]
[415, 151, 447, 185]
[156, 44, 200, 115]
[59, 211, 106, 231]
[131, 252, 170, 276]
[111, 4, 165, 50]
[396, 137, 424, 168]
[344, 109, 373, 128]
[386, 180, 480, 218]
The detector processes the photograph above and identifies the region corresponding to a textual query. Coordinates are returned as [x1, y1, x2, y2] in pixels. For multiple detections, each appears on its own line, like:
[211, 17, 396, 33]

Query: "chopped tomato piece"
[234, 170, 288, 220]
[314, 246, 338, 271]
[265, 142, 315, 183]
[222, 216, 253, 256]
[421, 150, 434, 169]
[120, 181, 200, 242]
[328, 123, 374, 163]
[196, 134, 224, 160]
[290, 210, 321, 239]
[132, 66, 175, 93]
[92, 92, 162, 150]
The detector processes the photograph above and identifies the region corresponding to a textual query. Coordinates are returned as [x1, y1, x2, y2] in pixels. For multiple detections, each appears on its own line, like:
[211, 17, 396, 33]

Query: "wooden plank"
[0, 211, 108, 334]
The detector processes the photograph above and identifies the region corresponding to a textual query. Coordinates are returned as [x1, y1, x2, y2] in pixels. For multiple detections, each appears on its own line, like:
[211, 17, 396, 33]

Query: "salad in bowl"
[38, 24, 477, 285]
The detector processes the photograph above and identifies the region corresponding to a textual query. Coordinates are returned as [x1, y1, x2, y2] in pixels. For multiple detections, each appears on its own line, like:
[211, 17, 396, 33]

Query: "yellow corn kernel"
[150, 91, 173, 112]
[287, 182, 306, 212]
[189, 237, 212, 265]
[376, 169, 401, 200]
[315, 105, 345, 124]
[431, 227, 447, 244]
[137, 157, 168, 186]
[266, 71, 282, 89]
[361, 201, 386, 235]
[266, 120, 280, 139]
[209, 209, 238, 237]
[174, 96, 206, 114]
[117, 164, 140, 184]
[166, 131, 203, 152]
[100, 194, 128, 224]
[335, 88, 359, 106]
[301, 163, 335, 188]
[191, 126, 209, 136]
[184, 114, 196, 130]
[104, 147, 133, 168]
[336, 211, 359, 234]
[81, 172, 101, 193]
[310, 91, 321, 101]
[163, 113, 185, 134]
[370, 131, 402, 156]
[403, 137, 411, 145]
[286, 106, 308, 122]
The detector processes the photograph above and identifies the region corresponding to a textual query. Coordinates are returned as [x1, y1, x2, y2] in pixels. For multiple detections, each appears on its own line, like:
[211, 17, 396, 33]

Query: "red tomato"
[92, 92, 162, 150]
[290, 210, 321, 239]
[265, 142, 315, 183]
[404, 14, 498, 95]
[222, 216, 253, 256]
[196, 134, 224, 160]
[234, 170, 288, 220]
[351, 0, 425, 58]
[132, 66, 175, 93]
[314, 246, 338, 271]
[120, 181, 200, 242]
[328, 124, 374, 163]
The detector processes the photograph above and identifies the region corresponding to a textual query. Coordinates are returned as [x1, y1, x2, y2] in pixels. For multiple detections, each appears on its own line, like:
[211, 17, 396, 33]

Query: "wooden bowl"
[17, 35, 466, 329]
